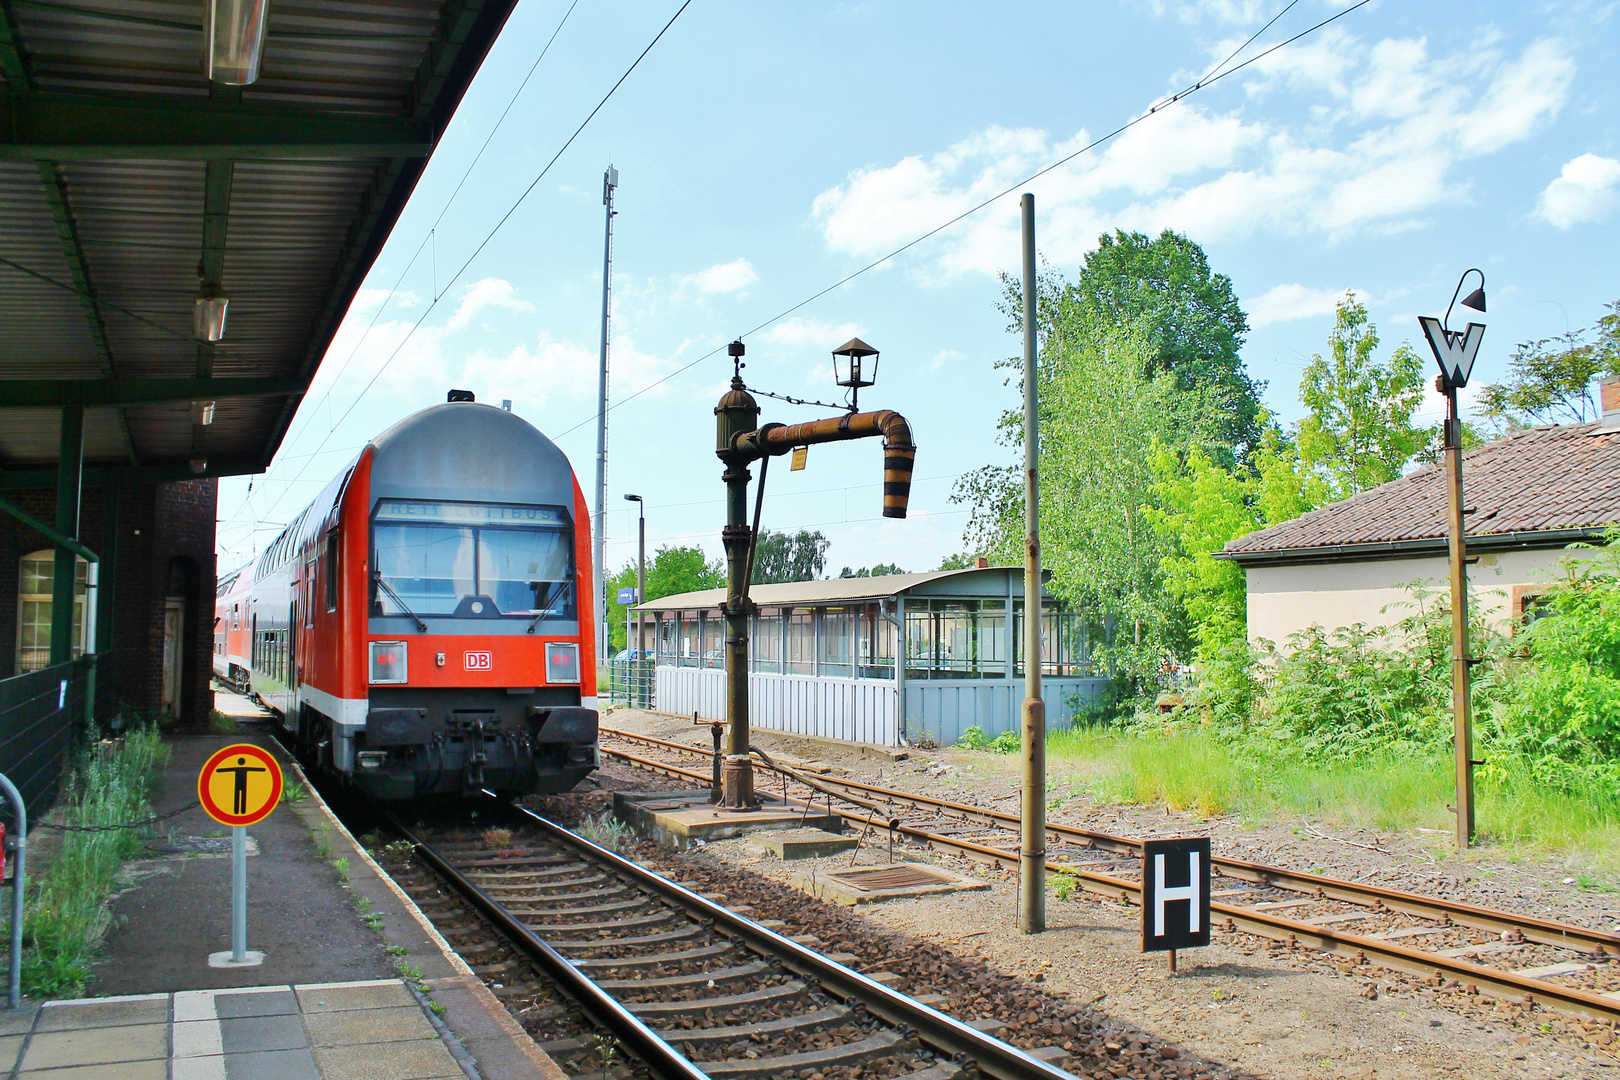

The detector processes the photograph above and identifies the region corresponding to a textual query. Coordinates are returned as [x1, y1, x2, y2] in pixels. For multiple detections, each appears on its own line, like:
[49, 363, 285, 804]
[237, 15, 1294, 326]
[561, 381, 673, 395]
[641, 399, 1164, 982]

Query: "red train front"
[219, 394, 599, 800]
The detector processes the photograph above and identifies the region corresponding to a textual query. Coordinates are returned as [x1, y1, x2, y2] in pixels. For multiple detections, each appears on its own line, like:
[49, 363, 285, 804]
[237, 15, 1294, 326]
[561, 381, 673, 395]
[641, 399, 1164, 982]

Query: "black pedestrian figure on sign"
[218, 756, 267, 815]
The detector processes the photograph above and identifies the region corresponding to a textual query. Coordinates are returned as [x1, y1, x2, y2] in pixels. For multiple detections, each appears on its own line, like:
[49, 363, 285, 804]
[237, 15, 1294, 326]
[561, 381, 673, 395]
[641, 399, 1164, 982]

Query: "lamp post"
[1418, 269, 1487, 849]
[624, 494, 646, 705]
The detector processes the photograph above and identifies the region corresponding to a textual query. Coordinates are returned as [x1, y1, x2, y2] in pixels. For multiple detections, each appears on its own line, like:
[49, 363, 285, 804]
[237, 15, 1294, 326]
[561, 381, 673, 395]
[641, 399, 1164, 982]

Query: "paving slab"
[615, 789, 844, 848]
[18, 1020, 169, 1069]
[788, 860, 992, 906]
[747, 827, 860, 860]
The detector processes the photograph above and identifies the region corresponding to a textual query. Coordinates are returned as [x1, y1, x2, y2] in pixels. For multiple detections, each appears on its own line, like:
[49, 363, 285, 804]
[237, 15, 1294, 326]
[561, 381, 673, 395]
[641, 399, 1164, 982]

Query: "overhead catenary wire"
[268, 0, 584, 469]
[551, 0, 1370, 442]
[244, 0, 694, 533]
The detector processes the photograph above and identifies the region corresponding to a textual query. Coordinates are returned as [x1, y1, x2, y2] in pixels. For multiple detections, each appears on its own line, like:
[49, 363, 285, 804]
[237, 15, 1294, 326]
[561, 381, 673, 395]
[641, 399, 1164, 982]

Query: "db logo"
[463, 651, 492, 671]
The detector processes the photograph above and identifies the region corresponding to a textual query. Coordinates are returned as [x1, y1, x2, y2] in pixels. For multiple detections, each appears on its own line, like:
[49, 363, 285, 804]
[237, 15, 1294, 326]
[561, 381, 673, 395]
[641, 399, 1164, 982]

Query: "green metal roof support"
[0, 91, 435, 160]
[0, 376, 303, 407]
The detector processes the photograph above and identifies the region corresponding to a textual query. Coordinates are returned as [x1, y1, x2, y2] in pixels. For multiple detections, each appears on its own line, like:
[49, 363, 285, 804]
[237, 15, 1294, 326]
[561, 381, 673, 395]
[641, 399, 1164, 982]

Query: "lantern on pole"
[832, 338, 879, 411]
[1418, 268, 1486, 849]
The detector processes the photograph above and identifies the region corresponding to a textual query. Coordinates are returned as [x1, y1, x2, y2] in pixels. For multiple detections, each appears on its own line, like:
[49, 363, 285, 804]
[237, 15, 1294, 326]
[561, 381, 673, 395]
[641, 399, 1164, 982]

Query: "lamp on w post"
[713, 339, 916, 809]
[1418, 269, 1486, 849]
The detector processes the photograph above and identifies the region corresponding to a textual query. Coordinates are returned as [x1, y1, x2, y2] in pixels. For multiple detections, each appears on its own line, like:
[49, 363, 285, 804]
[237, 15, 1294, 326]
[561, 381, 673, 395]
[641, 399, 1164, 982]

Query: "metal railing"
[0, 660, 87, 828]
[601, 657, 655, 710]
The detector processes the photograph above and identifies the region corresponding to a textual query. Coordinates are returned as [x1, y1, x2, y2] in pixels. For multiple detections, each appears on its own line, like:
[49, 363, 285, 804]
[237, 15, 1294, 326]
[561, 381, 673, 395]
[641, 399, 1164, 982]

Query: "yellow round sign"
[198, 743, 283, 827]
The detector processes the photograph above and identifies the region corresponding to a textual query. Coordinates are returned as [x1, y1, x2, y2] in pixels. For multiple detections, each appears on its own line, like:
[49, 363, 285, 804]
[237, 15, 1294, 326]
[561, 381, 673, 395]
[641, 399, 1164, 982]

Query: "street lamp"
[624, 495, 646, 704]
[832, 338, 879, 412]
[1418, 269, 1486, 849]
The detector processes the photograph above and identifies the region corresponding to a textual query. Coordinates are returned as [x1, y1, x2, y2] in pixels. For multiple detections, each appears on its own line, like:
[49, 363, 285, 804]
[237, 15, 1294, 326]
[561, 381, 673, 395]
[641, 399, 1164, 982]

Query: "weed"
[364, 913, 385, 932]
[1051, 872, 1079, 901]
[280, 782, 307, 804]
[385, 944, 409, 957]
[314, 822, 332, 859]
[394, 958, 424, 982]
[331, 857, 350, 885]
[207, 709, 238, 736]
[21, 726, 169, 997]
[956, 726, 1020, 753]
[480, 827, 513, 851]
[428, 1000, 447, 1016]
[359, 830, 383, 850]
[588, 1033, 619, 1074]
[578, 810, 633, 852]
[382, 840, 414, 861]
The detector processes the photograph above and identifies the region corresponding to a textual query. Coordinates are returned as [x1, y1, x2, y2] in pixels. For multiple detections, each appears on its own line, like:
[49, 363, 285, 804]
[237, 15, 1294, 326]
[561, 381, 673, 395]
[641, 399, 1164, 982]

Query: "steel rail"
[600, 726, 1620, 957]
[498, 800, 1077, 1080]
[381, 811, 711, 1080]
[602, 743, 1620, 1024]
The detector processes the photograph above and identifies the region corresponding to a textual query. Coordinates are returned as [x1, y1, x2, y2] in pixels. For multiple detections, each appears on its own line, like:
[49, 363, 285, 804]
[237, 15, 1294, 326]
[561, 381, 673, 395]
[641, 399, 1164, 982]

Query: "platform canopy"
[0, 0, 519, 488]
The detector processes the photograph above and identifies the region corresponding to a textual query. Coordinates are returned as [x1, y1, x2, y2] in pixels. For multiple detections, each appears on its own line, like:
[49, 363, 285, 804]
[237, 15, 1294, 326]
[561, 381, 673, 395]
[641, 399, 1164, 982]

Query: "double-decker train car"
[213, 565, 253, 691]
[214, 393, 600, 800]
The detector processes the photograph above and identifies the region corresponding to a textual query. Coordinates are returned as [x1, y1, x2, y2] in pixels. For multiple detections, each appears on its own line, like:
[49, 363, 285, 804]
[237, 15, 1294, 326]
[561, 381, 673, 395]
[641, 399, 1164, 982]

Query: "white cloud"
[758, 317, 863, 348]
[443, 277, 534, 331]
[1247, 284, 1369, 328]
[1536, 153, 1620, 229]
[811, 35, 1575, 277]
[686, 258, 758, 294]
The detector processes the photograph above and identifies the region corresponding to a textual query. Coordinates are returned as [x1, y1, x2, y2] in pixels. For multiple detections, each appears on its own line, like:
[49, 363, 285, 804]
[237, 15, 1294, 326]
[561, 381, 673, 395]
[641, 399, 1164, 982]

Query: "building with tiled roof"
[1215, 382, 1620, 645]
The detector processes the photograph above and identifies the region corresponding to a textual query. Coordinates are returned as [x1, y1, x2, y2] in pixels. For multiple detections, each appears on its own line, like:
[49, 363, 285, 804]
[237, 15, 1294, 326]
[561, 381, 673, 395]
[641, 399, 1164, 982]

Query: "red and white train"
[214, 393, 599, 800]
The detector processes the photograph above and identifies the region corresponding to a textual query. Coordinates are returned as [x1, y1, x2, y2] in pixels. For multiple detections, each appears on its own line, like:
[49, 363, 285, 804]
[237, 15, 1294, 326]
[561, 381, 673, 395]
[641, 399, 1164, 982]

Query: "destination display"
[374, 500, 565, 527]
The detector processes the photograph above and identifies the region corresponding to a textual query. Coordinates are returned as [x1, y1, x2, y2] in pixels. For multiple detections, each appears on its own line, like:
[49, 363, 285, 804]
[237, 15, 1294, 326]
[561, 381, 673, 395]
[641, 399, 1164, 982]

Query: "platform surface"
[51, 692, 564, 1080]
[2, 979, 470, 1079]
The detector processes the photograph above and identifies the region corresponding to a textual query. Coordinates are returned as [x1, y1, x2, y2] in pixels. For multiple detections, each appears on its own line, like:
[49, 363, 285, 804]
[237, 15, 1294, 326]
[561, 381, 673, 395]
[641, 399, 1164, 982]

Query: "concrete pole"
[1445, 386, 1474, 847]
[1018, 193, 1046, 934]
[593, 167, 618, 664]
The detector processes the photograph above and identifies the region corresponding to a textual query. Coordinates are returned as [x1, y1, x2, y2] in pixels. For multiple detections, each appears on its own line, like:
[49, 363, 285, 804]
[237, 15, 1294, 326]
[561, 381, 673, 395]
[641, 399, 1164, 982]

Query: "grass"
[578, 810, 634, 852]
[1038, 726, 1620, 874]
[19, 726, 170, 997]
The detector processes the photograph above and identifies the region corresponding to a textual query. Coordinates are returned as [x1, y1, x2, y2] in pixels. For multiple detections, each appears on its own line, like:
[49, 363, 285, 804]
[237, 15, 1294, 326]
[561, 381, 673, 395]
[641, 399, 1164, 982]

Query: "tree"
[839, 563, 905, 578]
[602, 544, 724, 652]
[1477, 298, 1619, 434]
[1145, 444, 1261, 659]
[1064, 229, 1263, 453]
[954, 307, 1221, 677]
[750, 529, 829, 584]
[1295, 293, 1434, 500]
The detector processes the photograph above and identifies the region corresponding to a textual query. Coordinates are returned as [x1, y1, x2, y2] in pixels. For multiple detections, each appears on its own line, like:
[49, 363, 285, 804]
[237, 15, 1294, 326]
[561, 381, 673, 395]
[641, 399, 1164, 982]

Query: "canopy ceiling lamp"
[204, 0, 270, 85]
[194, 282, 229, 342]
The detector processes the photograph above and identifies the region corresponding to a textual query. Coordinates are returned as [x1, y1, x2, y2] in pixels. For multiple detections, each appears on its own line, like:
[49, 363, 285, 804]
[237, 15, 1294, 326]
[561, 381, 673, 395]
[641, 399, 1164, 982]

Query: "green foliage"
[1295, 294, 1436, 500]
[751, 528, 829, 584]
[935, 552, 976, 570]
[605, 544, 725, 652]
[22, 726, 169, 997]
[1064, 229, 1262, 453]
[1478, 298, 1619, 434]
[1145, 444, 1259, 657]
[955, 726, 1020, 753]
[838, 562, 906, 578]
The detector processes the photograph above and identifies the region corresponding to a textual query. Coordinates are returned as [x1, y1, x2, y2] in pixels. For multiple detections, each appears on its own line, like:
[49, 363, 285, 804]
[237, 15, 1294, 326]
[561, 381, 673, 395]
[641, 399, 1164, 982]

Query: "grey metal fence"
[602, 658, 656, 711]
[0, 660, 86, 828]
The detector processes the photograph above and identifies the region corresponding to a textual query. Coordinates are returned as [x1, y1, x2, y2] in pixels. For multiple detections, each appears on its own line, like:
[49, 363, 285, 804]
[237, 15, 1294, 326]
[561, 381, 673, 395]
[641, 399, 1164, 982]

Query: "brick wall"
[0, 477, 218, 727]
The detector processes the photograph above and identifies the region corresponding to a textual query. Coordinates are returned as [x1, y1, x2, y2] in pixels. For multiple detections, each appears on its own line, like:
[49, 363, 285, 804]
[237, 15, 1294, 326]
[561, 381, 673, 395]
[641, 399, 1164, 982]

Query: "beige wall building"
[1218, 403, 1620, 648]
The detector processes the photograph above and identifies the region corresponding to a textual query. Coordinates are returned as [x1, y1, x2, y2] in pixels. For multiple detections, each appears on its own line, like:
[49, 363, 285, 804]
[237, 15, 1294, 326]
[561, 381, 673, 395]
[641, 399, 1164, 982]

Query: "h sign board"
[1141, 837, 1211, 952]
[618, 587, 639, 605]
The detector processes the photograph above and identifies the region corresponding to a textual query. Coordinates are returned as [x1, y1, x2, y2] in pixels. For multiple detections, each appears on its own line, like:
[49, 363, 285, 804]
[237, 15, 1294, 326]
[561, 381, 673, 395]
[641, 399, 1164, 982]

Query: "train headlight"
[369, 641, 408, 684]
[545, 642, 580, 684]
[356, 751, 387, 769]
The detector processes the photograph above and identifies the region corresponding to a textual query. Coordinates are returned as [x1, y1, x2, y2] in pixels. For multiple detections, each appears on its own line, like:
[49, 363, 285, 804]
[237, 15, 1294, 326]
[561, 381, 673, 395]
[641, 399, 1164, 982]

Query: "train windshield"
[371, 500, 574, 620]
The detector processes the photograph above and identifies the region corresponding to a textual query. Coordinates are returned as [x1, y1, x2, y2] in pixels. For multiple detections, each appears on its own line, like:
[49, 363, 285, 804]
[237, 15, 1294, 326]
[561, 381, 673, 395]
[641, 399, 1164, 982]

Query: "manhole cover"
[826, 865, 954, 891]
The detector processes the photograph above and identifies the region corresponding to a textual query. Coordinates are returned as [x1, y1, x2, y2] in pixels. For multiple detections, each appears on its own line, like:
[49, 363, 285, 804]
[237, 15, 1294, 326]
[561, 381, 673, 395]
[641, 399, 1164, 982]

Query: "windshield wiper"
[373, 572, 428, 633]
[526, 583, 571, 634]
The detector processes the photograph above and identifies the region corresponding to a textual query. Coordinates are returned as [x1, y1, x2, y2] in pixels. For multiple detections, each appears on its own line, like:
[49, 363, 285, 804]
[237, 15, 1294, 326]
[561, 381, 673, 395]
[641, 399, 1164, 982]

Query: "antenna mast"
[594, 165, 618, 665]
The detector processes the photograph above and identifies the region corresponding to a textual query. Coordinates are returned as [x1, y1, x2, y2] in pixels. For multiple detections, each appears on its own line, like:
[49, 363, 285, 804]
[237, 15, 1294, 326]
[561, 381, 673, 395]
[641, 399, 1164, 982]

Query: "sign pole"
[232, 825, 247, 962]
[199, 743, 281, 969]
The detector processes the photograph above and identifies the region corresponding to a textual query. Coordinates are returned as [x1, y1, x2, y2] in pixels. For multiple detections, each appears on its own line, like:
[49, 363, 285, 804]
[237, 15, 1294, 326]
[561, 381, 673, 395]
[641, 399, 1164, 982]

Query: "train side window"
[325, 532, 339, 613]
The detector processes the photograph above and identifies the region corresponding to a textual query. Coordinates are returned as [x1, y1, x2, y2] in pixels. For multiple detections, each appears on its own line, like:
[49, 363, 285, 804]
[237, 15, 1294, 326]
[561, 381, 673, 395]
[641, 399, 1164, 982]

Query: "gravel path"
[593, 708, 1620, 1079]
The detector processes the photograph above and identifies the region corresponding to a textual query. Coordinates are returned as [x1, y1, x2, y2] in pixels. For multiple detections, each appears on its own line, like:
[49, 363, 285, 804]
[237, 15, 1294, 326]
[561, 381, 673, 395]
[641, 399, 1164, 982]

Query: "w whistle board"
[1141, 836, 1211, 952]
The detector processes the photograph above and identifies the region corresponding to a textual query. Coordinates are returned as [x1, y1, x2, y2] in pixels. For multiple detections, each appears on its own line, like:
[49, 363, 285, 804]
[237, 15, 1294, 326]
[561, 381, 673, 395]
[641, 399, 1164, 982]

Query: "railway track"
[379, 800, 1082, 1080]
[599, 725, 1620, 1025]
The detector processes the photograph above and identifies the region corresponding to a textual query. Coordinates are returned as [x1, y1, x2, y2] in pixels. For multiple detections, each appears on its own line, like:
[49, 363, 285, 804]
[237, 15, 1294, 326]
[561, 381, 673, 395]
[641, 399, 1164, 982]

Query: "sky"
[215, 0, 1620, 589]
